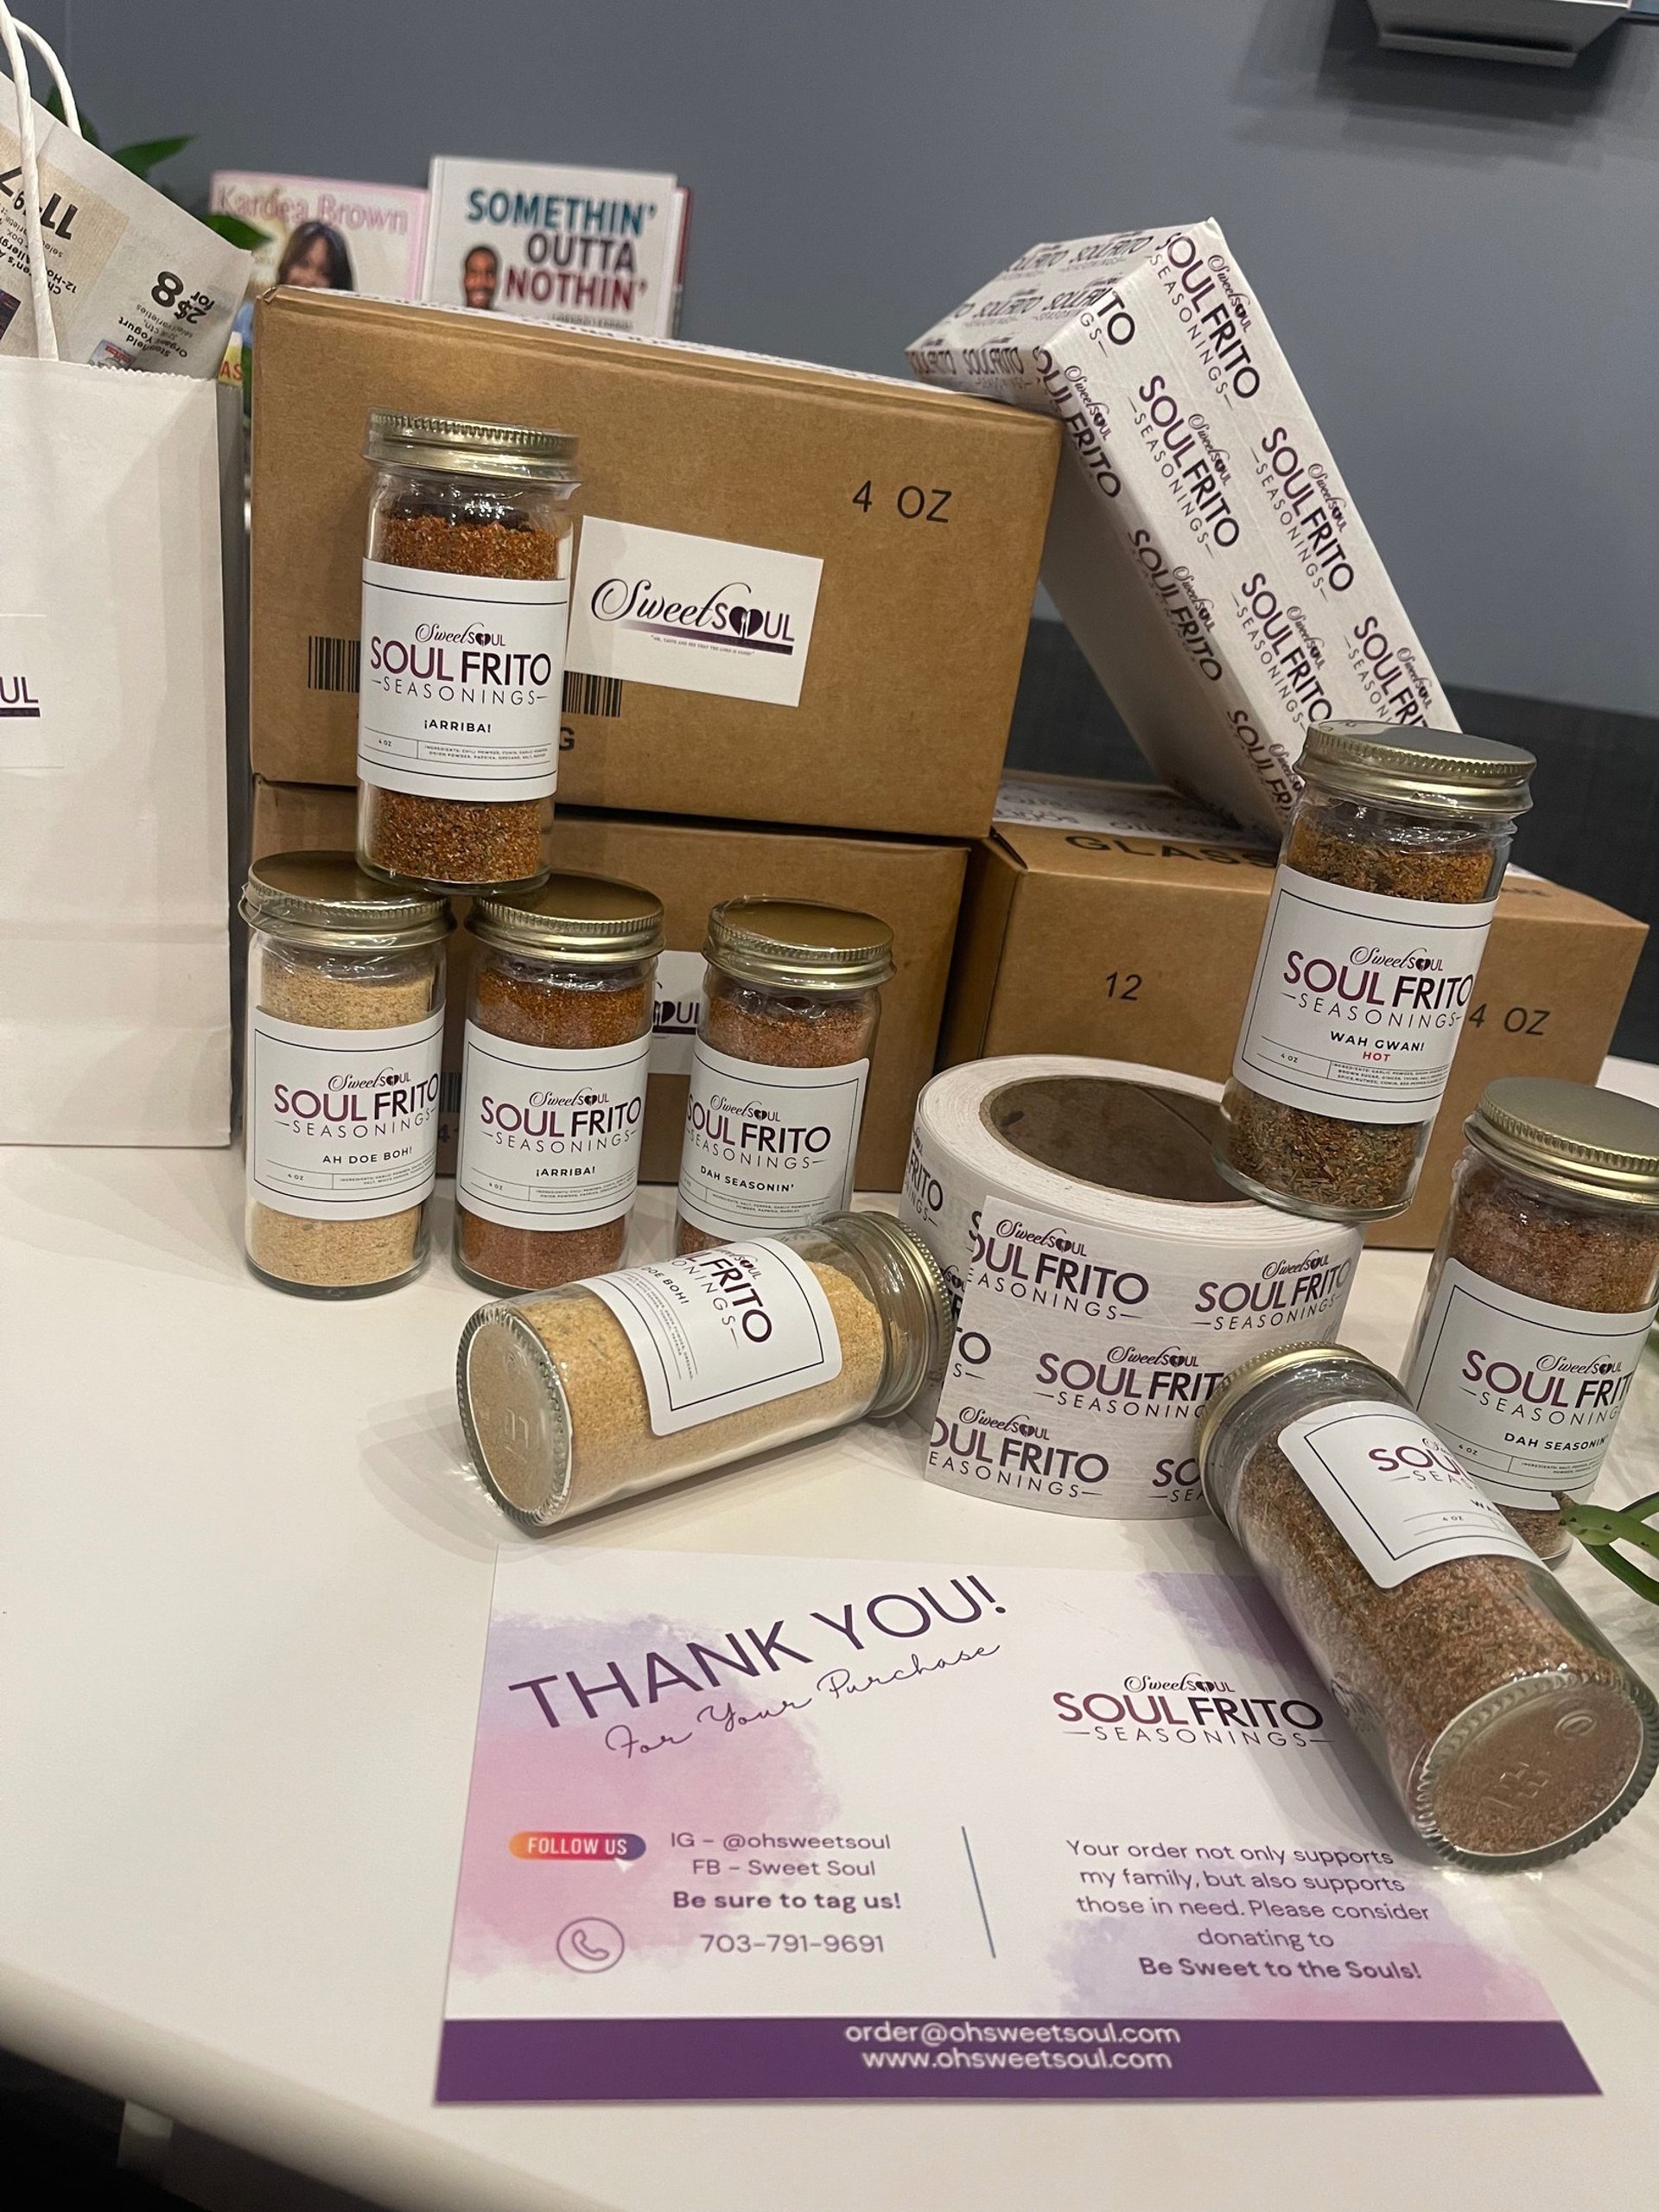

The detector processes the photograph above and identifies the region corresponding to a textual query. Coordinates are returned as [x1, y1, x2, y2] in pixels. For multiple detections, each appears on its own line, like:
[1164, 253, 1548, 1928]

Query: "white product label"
[1277, 1400, 1536, 1587]
[356, 559, 569, 801]
[677, 1039, 868, 1237]
[926, 1199, 1358, 1521]
[247, 1009, 444, 1221]
[565, 516, 823, 709]
[1403, 1258, 1657, 1509]
[649, 950, 709, 1077]
[1232, 868, 1497, 1124]
[588, 1239, 843, 1435]
[455, 1025, 652, 1232]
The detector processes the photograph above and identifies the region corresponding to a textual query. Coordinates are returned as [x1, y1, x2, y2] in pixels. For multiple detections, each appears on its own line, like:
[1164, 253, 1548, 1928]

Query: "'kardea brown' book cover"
[422, 158, 686, 337]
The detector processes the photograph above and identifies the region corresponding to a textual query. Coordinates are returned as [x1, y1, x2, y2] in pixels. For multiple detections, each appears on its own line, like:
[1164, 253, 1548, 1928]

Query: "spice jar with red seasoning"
[455, 872, 664, 1294]
[1216, 722, 1534, 1222]
[1198, 1343, 1658, 1871]
[355, 410, 578, 895]
[1402, 1077, 1659, 1567]
[675, 899, 894, 1255]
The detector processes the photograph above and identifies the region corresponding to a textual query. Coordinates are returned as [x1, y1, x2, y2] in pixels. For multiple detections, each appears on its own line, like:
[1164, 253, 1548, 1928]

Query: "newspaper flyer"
[1, 96, 247, 372]
[437, 1547, 1591, 2103]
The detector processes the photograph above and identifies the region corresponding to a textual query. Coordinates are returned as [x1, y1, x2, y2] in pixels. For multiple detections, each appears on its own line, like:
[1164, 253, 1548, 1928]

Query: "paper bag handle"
[0, 3, 83, 361]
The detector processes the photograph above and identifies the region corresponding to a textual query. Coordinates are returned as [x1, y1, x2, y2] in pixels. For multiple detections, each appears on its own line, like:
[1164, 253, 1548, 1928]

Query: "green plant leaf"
[200, 211, 267, 251]
[112, 133, 193, 179]
[1563, 1490, 1659, 1605]
[45, 86, 102, 147]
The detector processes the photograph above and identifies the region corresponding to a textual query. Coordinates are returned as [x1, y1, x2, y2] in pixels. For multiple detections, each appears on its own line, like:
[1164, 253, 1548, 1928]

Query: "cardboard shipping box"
[942, 779, 1645, 1248]
[249, 289, 1058, 838]
[251, 780, 965, 1189]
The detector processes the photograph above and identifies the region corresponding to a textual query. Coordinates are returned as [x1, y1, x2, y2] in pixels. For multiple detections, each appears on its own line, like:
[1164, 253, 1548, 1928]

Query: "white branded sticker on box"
[649, 948, 709, 1077]
[1277, 1400, 1535, 1588]
[565, 518, 823, 709]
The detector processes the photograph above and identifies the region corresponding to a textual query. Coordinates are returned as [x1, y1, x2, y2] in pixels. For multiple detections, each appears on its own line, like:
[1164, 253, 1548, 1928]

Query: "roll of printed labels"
[901, 1058, 1363, 1520]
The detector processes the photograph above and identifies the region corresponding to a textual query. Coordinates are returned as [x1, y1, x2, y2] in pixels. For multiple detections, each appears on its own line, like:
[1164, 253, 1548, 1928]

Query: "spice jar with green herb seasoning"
[356, 410, 578, 893]
[458, 1213, 950, 1530]
[455, 872, 664, 1294]
[1403, 1078, 1659, 1567]
[1217, 722, 1533, 1222]
[675, 899, 895, 1255]
[1198, 1344, 1658, 1870]
[242, 853, 452, 1296]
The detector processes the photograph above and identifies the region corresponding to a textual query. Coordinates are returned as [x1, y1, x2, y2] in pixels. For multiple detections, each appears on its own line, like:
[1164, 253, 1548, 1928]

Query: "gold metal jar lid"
[470, 872, 665, 965]
[1468, 1077, 1659, 1208]
[241, 851, 454, 950]
[704, 898, 895, 994]
[1300, 721, 1534, 820]
[1196, 1342, 1387, 1493]
[364, 409, 579, 483]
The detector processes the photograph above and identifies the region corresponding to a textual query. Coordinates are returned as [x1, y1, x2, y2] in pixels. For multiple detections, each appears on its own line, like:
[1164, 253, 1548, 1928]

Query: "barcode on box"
[308, 636, 361, 693]
[563, 671, 624, 718]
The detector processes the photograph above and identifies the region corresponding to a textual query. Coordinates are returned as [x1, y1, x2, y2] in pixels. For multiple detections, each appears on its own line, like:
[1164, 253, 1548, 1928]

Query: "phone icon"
[556, 1916, 625, 1974]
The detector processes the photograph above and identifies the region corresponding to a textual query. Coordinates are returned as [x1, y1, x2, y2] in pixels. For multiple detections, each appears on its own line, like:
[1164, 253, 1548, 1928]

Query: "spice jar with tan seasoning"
[1198, 1344, 1658, 1870]
[457, 1213, 950, 1529]
[1403, 1078, 1659, 1567]
[675, 899, 894, 1255]
[356, 410, 578, 893]
[242, 853, 452, 1296]
[1216, 722, 1534, 1221]
[454, 872, 664, 1294]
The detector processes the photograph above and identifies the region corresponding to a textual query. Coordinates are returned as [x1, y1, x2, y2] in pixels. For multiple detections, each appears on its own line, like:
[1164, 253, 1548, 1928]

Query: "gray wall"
[31, 0, 1659, 719]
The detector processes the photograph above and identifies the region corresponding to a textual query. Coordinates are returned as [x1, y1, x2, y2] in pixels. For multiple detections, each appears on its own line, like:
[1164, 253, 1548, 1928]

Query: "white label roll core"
[902, 1058, 1363, 1519]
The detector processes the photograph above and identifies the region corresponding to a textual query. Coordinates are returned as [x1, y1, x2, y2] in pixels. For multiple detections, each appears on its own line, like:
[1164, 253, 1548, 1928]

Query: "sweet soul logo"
[1, 672, 41, 718]
[588, 574, 801, 656]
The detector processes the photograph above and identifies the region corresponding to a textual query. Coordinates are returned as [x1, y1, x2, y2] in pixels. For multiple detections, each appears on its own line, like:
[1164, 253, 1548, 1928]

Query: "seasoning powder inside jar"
[457, 1214, 950, 1529]
[1198, 1344, 1659, 1870]
[355, 410, 579, 893]
[242, 853, 452, 1296]
[1403, 1077, 1659, 1565]
[454, 872, 664, 1294]
[1217, 723, 1534, 1221]
[675, 899, 895, 1256]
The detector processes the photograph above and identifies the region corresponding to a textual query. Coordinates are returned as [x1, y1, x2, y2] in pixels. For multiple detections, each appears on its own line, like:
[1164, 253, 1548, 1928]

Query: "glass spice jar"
[355, 410, 579, 894]
[1217, 722, 1534, 1222]
[1403, 1078, 1659, 1567]
[241, 852, 452, 1297]
[454, 871, 664, 1294]
[457, 1213, 951, 1530]
[1198, 1344, 1658, 1870]
[675, 899, 895, 1256]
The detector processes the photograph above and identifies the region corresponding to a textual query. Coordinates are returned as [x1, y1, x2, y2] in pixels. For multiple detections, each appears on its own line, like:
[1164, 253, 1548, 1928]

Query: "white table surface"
[4, 1064, 1659, 2212]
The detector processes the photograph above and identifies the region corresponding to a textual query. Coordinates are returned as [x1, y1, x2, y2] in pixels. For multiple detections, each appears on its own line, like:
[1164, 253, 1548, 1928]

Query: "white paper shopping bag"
[0, 8, 241, 1143]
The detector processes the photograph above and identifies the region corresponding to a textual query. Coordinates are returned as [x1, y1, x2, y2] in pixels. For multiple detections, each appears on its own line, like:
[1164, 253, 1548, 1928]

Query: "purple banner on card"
[437, 2014, 1597, 2103]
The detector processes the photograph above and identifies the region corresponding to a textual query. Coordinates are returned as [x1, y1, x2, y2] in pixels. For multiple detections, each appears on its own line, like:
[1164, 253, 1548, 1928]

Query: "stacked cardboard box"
[249, 291, 1060, 1184]
[909, 223, 1453, 836]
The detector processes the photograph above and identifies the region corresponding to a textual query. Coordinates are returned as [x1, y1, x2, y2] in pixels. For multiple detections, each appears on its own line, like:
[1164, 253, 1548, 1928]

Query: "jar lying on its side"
[1217, 722, 1534, 1222]
[458, 1214, 950, 1530]
[675, 899, 895, 1256]
[242, 853, 452, 1296]
[356, 410, 578, 894]
[454, 872, 664, 1294]
[1403, 1077, 1659, 1566]
[1198, 1344, 1658, 1871]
